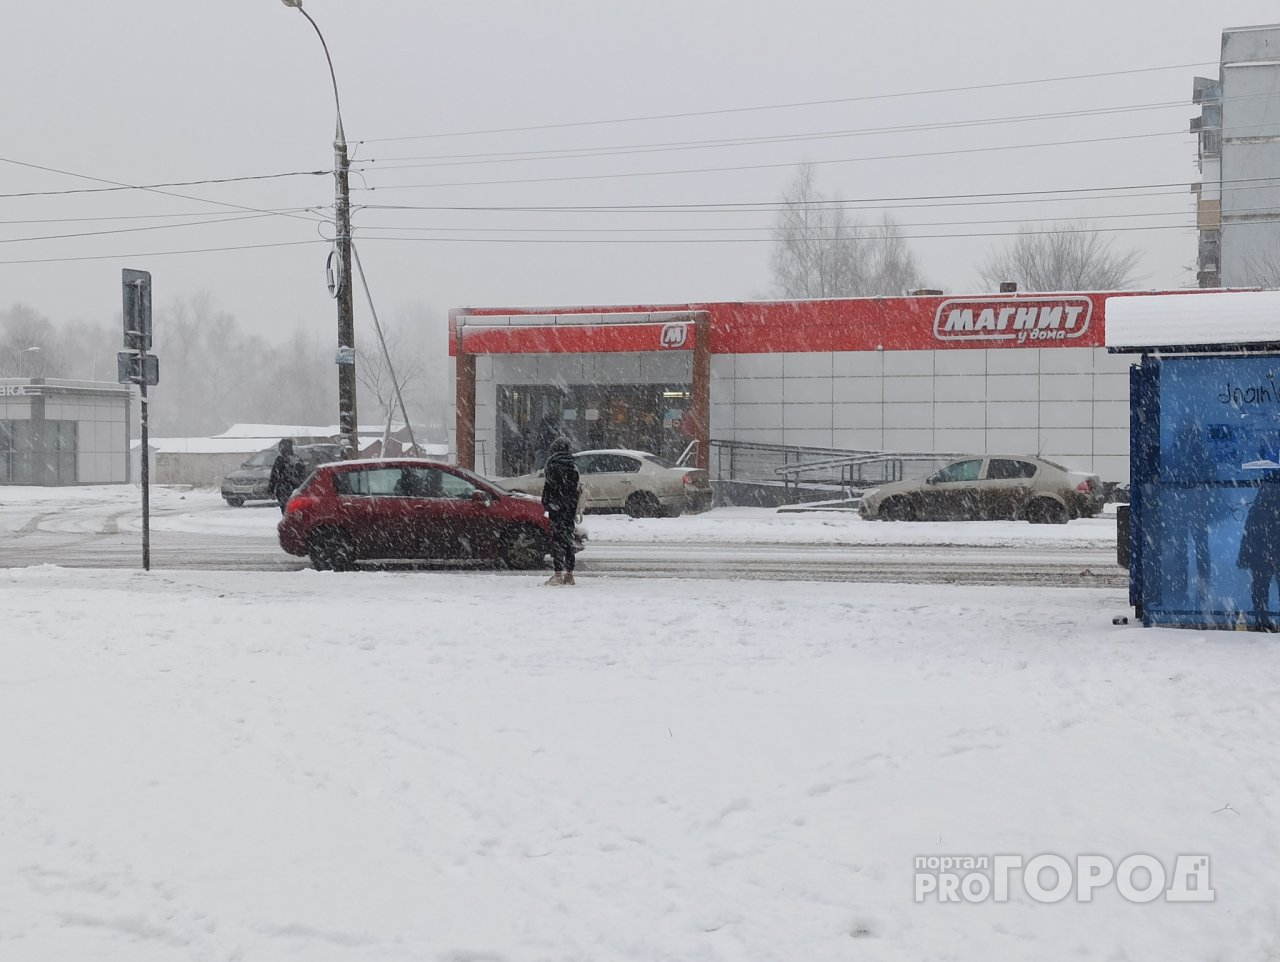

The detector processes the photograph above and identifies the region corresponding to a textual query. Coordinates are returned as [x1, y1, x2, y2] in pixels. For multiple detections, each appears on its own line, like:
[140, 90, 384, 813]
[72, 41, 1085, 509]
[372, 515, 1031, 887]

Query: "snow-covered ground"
[0, 566, 1274, 960]
[0, 485, 1119, 550]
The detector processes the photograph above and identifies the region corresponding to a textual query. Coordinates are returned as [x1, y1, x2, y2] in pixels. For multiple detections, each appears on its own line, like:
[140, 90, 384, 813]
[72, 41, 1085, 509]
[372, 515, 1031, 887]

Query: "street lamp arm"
[288, 5, 346, 145]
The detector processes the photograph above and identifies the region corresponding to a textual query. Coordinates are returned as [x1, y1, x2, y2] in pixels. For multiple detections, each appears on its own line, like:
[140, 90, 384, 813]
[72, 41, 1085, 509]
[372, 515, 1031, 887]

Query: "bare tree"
[1240, 240, 1280, 289]
[355, 321, 428, 428]
[0, 304, 68, 377]
[771, 164, 925, 297]
[977, 222, 1142, 292]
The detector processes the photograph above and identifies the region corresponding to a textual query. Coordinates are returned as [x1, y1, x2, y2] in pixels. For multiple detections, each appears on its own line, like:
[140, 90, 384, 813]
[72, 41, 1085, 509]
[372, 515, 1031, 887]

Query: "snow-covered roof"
[214, 423, 407, 439]
[1106, 291, 1280, 351]
[134, 437, 271, 455]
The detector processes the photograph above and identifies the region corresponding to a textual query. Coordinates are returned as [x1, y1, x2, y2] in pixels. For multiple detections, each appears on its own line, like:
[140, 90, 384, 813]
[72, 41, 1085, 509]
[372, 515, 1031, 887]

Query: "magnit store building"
[450, 290, 1212, 484]
[0, 378, 132, 485]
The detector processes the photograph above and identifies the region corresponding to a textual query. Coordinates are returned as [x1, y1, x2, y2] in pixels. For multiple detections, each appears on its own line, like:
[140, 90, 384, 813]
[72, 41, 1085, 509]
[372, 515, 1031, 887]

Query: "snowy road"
[0, 487, 1126, 586]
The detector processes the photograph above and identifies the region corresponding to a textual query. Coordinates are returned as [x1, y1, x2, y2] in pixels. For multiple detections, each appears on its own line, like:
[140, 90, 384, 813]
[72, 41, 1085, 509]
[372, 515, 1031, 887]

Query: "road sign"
[117, 352, 159, 386]
[122, 268, 152, 351]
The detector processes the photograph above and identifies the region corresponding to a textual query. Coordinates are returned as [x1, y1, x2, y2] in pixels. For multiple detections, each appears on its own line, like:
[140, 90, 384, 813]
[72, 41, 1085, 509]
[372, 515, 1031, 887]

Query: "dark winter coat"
[269, 451, 307, 501]
[1237, 481, 1280, 575]
[541, 448, 580, 526]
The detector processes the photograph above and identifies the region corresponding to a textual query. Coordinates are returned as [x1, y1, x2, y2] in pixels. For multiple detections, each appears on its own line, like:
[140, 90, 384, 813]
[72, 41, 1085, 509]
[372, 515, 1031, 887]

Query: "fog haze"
[4, 1, 1277, 353]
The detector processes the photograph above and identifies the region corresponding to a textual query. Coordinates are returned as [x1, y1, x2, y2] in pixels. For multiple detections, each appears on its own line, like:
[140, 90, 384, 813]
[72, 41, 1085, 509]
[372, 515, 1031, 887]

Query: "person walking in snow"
[1237, 469, 1280, 629]
[540, 436, 580, 586]
[268, 438, 306, 513]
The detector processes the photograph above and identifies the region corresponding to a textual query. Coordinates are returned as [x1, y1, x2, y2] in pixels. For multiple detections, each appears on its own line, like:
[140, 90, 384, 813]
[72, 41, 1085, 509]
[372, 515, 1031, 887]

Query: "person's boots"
[544, 572, 564, 586]
[562, 572, 576, 586]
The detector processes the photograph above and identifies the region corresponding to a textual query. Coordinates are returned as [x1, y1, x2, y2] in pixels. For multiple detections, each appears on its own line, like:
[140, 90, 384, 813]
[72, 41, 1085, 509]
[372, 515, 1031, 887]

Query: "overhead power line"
[0, 238, 325, 267]
[355, 129, 1196, 192]
[358, 60, 1217, 144]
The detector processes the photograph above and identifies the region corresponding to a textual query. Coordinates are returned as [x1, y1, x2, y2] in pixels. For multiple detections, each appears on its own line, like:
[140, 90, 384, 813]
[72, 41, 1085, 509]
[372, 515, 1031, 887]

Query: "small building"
[0, 378, 131, 485]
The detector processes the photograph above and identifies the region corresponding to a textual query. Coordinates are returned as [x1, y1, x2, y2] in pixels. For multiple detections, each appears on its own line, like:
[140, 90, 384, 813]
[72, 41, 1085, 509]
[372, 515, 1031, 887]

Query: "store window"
[0, 420, 77, 484]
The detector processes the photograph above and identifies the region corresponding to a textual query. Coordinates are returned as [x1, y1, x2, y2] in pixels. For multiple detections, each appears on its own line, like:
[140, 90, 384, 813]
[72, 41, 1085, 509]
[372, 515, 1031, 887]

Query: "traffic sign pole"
[139, 342, 150, 572]
[122, 269, 155, 571]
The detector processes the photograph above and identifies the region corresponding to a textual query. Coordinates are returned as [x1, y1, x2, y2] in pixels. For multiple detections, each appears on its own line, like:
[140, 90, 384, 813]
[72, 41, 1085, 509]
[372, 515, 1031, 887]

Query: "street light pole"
[281, 0, 358, 457]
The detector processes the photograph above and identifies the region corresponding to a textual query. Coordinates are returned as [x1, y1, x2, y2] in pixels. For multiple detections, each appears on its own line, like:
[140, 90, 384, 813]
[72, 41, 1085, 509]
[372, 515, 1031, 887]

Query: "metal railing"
[707, 439, 967, 499]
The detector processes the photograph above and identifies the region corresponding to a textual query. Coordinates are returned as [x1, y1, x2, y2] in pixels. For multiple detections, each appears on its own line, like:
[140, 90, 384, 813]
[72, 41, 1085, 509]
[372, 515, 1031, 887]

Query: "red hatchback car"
[278, 459, 553, 571]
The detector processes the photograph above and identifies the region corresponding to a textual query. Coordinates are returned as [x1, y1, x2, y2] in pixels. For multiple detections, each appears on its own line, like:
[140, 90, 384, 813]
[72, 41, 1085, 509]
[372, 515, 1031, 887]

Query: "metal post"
[139, 349, 150, 572]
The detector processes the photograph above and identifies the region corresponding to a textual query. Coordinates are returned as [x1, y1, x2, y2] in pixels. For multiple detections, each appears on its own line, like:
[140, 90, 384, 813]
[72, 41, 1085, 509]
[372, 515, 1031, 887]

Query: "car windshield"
[453, 465, 511, 496]
[244, 448, 277, 467]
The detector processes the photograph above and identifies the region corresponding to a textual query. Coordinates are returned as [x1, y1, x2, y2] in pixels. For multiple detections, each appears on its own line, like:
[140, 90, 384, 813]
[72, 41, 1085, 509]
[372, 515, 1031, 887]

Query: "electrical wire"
[0, 238, 325, 266]
[353, 129, 1198, 192]
[357, 60, 1218, 144]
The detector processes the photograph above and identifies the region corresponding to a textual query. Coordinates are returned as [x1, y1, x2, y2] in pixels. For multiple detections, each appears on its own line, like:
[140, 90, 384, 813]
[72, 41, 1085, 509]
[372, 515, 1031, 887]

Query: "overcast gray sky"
[4, 1, 1278, 348]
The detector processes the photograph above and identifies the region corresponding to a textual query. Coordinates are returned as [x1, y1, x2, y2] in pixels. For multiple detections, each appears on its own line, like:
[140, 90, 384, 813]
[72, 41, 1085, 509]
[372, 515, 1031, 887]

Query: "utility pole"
[282, 0, 359, 456]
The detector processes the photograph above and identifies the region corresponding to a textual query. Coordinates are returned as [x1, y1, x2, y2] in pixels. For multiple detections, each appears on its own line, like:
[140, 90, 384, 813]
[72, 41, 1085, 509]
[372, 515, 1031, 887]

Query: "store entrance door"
[497, 385, 565, 476]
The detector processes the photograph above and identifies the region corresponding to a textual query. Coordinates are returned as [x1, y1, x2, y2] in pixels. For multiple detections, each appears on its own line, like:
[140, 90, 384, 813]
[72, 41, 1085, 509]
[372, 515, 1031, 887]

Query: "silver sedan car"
[501, 449, 712, 518]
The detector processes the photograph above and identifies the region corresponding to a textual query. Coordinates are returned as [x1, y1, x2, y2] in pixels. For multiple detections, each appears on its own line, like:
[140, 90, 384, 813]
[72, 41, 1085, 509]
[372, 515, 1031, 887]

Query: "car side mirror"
[471, 489, 493, 506]
[925, 476, 938, 485]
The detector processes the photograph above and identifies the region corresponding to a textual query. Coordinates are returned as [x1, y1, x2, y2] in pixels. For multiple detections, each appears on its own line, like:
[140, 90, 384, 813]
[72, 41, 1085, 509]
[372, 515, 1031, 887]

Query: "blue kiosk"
[1109, 291, 1280, 630]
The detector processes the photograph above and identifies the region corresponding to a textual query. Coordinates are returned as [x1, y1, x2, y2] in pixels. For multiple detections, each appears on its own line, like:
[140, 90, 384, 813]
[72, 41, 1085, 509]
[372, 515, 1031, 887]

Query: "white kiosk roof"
[1106, 290, 1280, 352]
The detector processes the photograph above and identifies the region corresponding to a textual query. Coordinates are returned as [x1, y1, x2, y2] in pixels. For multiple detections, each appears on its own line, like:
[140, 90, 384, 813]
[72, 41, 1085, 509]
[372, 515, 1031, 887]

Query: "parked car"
[221, 443, 344, 507]
[277, 458, 556, 571]
[857, 455, 1104, 524]
[501, 448, 712, 518]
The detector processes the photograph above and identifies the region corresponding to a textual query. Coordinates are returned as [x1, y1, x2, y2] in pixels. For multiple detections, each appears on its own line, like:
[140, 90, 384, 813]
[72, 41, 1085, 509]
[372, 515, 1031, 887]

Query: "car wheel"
[1026, 498, 1068, 525]
[625, 491, 663, 518]
[308, 528, 357, 571]
[224, 496, 246, 508]
[879, 496, 916, 522]
[501, 524, 547, 570]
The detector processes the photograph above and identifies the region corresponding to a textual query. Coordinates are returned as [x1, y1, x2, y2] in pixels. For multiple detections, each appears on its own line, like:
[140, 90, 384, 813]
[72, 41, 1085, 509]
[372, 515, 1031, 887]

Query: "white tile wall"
[1040, 348, 1095, 374]
[786, 428, 836, 448]
[1094, 373, 1130, 401]
[934, 350, 987, 375]
[1039, 373, 1094, 402]
[783, 352, 833, 378]
[783, 404, 832, 430]
[1038, 401, 1093, 429]
[734, 354, 784, 379]
[833, 428, 884, 450]
[1094, 351, 1135, 375]
[832, 403, 883, 430]
[883, 351, 934, 376]
[734, 404, 784, 430]
[832, 352, 884, 377]
[735, 378, 784, 405]
[885, 402, 934, 430]
[986, 349, 1040, 375]
[833, 378, 883, 403]
[710, 355, 735, 378]
[883, 376, 933, 403]
[540, 355, 587, 383]
[986, 375, 1040, 402]
[934, 402, 986, 429]
[1039, 428, 1094, 455]
[986, 428, 1040, 453]
[935, 428, 985, 452]
[1093, 429, 1131, 456]
[883, 428, 935, 450]
[933, 376, 980, 403]
[986, 402, 1038, 429]
[783, 378, 833, 404]
[710, 403, 734, 433]
[1093, 400, 1129, 429]
[1093, 455, 1128, 480]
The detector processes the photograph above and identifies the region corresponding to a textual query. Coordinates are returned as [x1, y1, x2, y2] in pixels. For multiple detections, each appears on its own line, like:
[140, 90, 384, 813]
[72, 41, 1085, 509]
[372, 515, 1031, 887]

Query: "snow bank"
[0, 568, 1273, 960]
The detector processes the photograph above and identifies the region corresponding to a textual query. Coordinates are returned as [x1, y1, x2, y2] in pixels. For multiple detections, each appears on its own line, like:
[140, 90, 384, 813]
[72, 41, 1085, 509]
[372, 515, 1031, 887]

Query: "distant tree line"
[0, 296, 450, 441]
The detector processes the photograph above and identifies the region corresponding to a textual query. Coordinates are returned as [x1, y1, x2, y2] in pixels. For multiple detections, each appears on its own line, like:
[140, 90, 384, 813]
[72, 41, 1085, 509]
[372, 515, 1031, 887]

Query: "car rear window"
[986, 459, 1037, 480]
[332, 467, 403, 496]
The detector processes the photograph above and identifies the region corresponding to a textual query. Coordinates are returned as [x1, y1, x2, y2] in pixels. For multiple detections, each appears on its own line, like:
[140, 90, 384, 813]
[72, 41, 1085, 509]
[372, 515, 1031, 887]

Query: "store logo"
[933, 297, 1093, 344]
[660, 322, 689, 349]
[0, 386, 28, 397]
